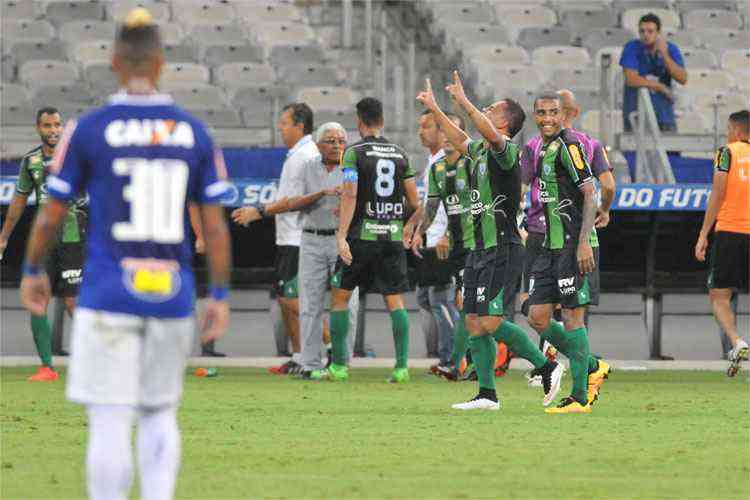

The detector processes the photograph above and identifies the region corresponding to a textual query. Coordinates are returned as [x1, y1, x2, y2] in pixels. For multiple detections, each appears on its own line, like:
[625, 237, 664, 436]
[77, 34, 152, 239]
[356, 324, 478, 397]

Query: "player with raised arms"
[19, 8, 231, 499]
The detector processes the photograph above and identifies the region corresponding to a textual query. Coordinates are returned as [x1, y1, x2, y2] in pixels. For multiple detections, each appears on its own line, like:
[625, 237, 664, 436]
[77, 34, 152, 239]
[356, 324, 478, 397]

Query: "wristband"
[22, 262, 43, 277]
[209, 285, 229, 301]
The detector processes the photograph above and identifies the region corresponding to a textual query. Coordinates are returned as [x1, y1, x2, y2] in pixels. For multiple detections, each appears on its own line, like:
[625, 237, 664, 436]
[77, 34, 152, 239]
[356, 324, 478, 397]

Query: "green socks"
[390, 309, 409, 369]
[31, 314, 53, 368]
[540, 320, 599, 374]
[492, 320, 548, 369]
[468, 334, 496, 390]
[329, 310, 349, 366]
[566, 327, 591, 404]
[450, 311, 469, 368]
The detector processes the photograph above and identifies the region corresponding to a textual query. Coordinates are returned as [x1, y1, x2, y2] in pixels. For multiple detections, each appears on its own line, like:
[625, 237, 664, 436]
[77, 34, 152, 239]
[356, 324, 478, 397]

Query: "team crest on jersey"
[435, 162, 445, 172]
[543, 164, 552, 176]
[479, 162, 487, 177]
[105, 119, 195, 148]
[568, 144, 585, 170]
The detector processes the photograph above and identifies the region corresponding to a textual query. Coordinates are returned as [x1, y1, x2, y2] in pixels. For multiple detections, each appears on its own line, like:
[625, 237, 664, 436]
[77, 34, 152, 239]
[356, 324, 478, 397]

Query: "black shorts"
[523, 231, 545, 293]
[463, 244, 524, 317]
[332, 240, 409, 295]
[709, 231, 750, 290]
[274, 245, 299, 299]
[450, 249, 468, 292]
[528, 246, 600, 309]
[46, 242, 84, 298]
[415, 248, 454, 287]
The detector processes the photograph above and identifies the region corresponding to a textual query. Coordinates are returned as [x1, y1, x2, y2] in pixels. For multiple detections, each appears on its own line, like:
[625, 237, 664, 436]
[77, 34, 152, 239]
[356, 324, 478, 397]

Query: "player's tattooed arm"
[416, 78, 470, 155]
[445, 70, 505, 152]
[403, 177, 423, 249]
[577, 182, 597, 274]
[416, 197, 441, 235]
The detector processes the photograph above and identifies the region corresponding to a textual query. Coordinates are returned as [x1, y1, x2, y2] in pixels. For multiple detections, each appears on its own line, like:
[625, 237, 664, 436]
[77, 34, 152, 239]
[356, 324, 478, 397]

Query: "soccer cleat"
[28, 366, 59, 382]
[268, 360, 303, 375]
[727, 340, 749, 377]
[387, 368, 410, 383]
[544, 396, 591, 414]
[460, 363, 477, 381]
[494, 343, 514, 377]
[526, 372, 543, 388]
[327, 363, 349, 381]
[451, 396, 500, 411]
[587, 359, 611, 405]
[298, 369, 329, 381]
[435, 365, 459, 381]
[543, 341, 557, 362]
[541, 362, 564, 407]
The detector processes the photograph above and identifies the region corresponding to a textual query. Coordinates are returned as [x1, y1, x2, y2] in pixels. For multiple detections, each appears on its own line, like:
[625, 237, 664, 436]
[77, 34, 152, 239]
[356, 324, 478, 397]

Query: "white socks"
[86, 405, 180, 500]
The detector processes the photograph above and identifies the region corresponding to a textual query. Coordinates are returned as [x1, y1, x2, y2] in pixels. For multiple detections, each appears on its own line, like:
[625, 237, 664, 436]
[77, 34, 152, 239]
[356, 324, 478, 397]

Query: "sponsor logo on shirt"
[105, 119, 195, 148]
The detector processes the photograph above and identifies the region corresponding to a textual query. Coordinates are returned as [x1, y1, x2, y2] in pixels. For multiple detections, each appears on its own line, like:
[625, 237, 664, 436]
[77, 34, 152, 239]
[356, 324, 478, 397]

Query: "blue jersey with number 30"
[47, 93, 229, 318]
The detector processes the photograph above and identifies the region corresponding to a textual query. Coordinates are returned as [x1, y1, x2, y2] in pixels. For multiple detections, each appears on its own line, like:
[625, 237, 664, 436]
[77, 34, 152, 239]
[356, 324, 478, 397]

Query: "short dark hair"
[282, 102, 314, 135]
[36, 106, 59, 124]
[729, 109, 749, 134]
[533, 92, 561, 110]
[501, 98, 525, 139]
[115, 9, 162, 70]
[356, 97, 384, 127]
[639, 13, 661, 31]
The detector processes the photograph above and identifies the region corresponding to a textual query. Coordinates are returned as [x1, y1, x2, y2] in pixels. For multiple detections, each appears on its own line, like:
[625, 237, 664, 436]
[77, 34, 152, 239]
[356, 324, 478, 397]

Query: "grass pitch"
[1, 367, 748, 499]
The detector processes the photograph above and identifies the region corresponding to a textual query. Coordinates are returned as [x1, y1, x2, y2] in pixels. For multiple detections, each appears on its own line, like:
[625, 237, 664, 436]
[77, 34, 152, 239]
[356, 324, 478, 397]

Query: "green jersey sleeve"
[15, 157, 33, 195]
[559, 139, 594, 187]
[403, 156, 415, 179]
[466, 139, 484, 161]
[342, 147, 357, 171]
[714, 146, 731, 173]
[488, 141, 518, 171]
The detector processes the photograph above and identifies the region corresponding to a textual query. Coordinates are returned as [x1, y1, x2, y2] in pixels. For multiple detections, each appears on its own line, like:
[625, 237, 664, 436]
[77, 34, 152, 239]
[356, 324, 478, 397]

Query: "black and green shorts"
[462, 244, 524, 317]
[528, 246, 600, 309]
[46, 242, 84, 298]
[274, 245, 299, 299]
[332, 239, 409, 295]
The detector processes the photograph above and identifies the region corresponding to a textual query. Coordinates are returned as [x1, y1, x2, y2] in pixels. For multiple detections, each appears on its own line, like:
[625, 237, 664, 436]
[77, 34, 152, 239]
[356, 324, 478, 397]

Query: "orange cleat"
[495, 342, 514, 377]
[28, 366, 59, 382]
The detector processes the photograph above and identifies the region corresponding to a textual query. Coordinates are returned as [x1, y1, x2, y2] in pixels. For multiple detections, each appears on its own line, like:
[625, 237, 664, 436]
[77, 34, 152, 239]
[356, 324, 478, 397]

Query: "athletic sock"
[137, 408, 180, 500]
[390, 309, 409, 369]
[566, 327, 591, 404]
[329, 310, 349, 366]
[588, 357, 599, 374]
[450, 311, 469, 368]
[478, 387, 497, 402]
[86, 405, 135, 500]
[468, 334, 496, 391]
[540, 320, 600, 373]
[492, 320, 547, 369]
[30, 314, 53, 368]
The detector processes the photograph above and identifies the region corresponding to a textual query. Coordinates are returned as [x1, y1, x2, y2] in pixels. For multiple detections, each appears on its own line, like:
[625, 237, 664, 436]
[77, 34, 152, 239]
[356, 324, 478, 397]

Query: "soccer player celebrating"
[695, 109, 750, 377]
[19, 9, 231, 499]
[0, 107, 87, 381]
[418, 73, 563, 411]
[328, 97, 422, 383]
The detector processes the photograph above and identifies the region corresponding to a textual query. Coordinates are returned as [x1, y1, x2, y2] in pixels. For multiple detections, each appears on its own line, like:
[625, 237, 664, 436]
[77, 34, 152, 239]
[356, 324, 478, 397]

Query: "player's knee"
[465, 315, 481, 336]
[561, 308, 585, 330]
[528, 309, 549, 332]
[478, 316, 501, 334]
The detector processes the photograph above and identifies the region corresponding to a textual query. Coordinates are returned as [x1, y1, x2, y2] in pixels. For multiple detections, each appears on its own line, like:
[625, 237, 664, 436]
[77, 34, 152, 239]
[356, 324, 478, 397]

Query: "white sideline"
[0, 356, 745, 372]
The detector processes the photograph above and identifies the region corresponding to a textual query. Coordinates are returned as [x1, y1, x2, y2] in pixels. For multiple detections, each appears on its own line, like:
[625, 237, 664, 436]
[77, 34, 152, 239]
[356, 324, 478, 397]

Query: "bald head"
[556, 89, 580, 129]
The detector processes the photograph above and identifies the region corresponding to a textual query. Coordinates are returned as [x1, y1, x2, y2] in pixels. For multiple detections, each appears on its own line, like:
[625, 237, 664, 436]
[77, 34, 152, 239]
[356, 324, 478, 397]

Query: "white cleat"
[527, 373, 543, 388]
[451, 398, 500, 411]
[542, 363, 564, 407]
[727, 339, 749, 377]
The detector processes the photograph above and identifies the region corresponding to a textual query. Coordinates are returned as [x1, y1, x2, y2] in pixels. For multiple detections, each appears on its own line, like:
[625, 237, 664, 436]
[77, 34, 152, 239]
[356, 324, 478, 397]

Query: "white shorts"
[66, 308, 194, 409]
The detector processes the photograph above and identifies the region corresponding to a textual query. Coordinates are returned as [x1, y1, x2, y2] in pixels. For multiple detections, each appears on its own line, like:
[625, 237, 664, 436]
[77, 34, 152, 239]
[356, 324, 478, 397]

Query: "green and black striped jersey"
[427, 155, 473, 251]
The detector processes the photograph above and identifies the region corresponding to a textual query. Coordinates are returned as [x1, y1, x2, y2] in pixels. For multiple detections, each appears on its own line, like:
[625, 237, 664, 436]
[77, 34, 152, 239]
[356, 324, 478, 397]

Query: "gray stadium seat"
[215, 63, 276, 90]
[680, 48, 718, 69]
[186, 108, 243, 128]
[2, 0, 38, 19]
[32, 85, 94, 107]
[493, 5, 557, 34]
[213, 127, 272, 147]
[622, 8, 681, 35]
[161, 63, 210, 87]
[172, 2, 236, 27]
[71, 41, 114, 67]
[517, 27, 573, 52]
[59, 21, 115, 44]
[84, 63, 118, 95]
[720, 49, 750, 72]
[581, 109, 623, 138]
[430, 2, 496, 24]
[445, 23, 511, 51]
[0, 141, 39, 159]
[163, 44, 196, 64]
[612, 1, 672, 16]
[236, 1, 303, 25]
[314, 109, 358, 130]
[685, 9, 744, 30]
[477, 66, 544, 98]
[464, 45, 530, 67]
[560, 8, 616, 42]
[45, 1, 105, 25]
[685, 69, 736, 92]
[20, 60, 78, 88]
[107, 1, 171, 22]
[662, 29, 700, 49]
[12, 42, 68, 70]
[1, 83, 30, 107]
[571, 89, 603, 115]
[158, 23, 185, 45]
[57, 104, 91, 121]
[296, 86, 357, 113]
[252, 22, 317, 48]
[675, 1, 738, 13]
[532, 46, 591, 70]
[240, 108, 274, 128]
[277, 65, 342, 88]
[270, 45, 326, 68]
[692, 92, 749, 115]
[190, 24, 248, 47]
[1, 104, 37, 126]
[699, 29, 750, 52]
[231, 85, 288, 112]
[203, 45, 264, 66]
[582, 28, 635, 55]
[169, 84, 227, 110]
[1, 54, 15, 82]
[546, 68, 599, 92]
[2, 20, 56, 47]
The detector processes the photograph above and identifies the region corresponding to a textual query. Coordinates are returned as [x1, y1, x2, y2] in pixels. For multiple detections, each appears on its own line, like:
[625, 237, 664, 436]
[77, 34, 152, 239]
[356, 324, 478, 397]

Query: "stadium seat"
[213, 127, 272, 147]
[168, 84, 228, 110]
[2, 20, 56, 47]
[203, 44, 264, 66]
[172, 1, 236, 27]
[163, 44, 196, 64]
[430, 2, 497, 24]
[560, 8, 617, 43]
[45, 1, 106, 25]
[612, 1, 672, 17]
[1, 83, 30, 107]
[13, 42, 68, 70]
[493, 5, 557, 35]
[463, 45, 530, 67]
[571, 89, 603, 115]
[477, 66, 544, 98]
[699, 29, 750, 52]
[581, 109, 623, 138]
[187, 108, 243, 129]
[71, 41, 114, 67]
[680, 48, 718, 69]
[546, 68, 599, 92]
[675, 0, 738, 13]
[277, 65, 342, 88]
[443, 23, 512, 52]
[161, 63, 210, 87]
[189, 24, 249, 47]
[662, 29, 700, 49]
[720, 49, 750, 72]
[684, 69, 736, 92]
[1, 54, 15, 82]
[684, 9, 744, 30]
[31, 84, 93, 108]
[692, 92, 749, 115]
[0, 104, 37, 126]
[231, 85, 289, 112]
[0, 140, 38, 159]
[252, 23, 317, 48]
[56, 104, 91, 121]
[107, 1, 171, 23]
[2, 0, 38, 19]
[582, 28, 635, 55]
[236, 1, 303, 25]
[158, 23, 186, 45]
[532, 46, 591, 70]
[59, 21, 116, 44]
[622, 8, 681, 35]
[240, 107, 275, 128]
[84, 63, 119, 95]
[269, 45, 327, 68]
[296, 86, 357, 112]
[517, 27, 573, 52]
[731, 70, 750, 95]
[215, 63, 276, 89]
[19, 60, 78, 88]
[675, 111, 711, 134]
[314, 109, 359, 130]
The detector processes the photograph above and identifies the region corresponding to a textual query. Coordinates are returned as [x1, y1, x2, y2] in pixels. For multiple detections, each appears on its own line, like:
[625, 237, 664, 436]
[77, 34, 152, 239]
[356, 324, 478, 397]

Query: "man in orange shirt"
[695, 110, 750, 377]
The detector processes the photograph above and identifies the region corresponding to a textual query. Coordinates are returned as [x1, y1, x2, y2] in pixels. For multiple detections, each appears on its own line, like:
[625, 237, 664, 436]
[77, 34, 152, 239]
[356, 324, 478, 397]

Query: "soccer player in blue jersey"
[19, 9, 231, 500]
